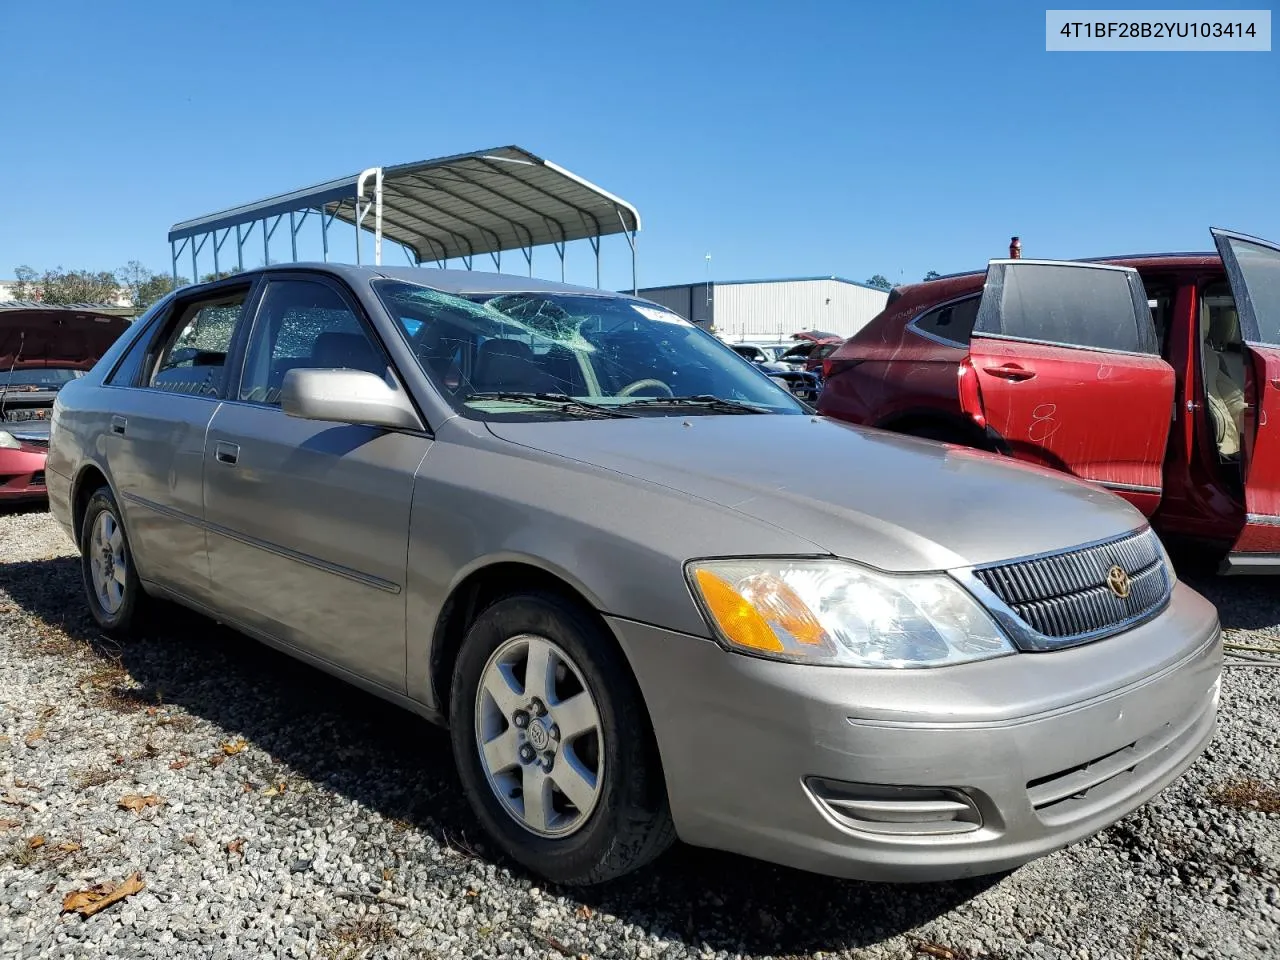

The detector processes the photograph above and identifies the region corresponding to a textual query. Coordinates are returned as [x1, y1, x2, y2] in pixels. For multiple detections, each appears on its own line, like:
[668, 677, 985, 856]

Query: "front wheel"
[449, 591, 675, 884]
[79, 486, 154, 637]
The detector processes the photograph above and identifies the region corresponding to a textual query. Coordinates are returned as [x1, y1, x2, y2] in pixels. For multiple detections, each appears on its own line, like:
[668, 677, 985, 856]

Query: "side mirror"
[280, 368, 423, 431]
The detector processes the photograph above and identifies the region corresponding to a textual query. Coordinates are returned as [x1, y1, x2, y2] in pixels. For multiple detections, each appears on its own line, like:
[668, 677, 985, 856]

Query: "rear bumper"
[609, 582, 1221, 882]
[0, 447, 48, 501]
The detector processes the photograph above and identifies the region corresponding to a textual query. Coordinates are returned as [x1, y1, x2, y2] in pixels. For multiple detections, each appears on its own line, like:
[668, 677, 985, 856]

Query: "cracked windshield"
[373, 279, 807, 419]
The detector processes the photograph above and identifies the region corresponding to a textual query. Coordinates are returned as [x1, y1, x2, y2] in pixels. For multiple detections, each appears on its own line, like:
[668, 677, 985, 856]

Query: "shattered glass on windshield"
[372, 281, 805, 420]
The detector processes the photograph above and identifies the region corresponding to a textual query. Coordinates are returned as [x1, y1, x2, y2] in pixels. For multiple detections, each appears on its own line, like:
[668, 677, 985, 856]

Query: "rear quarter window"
[911, 296, 980, 345]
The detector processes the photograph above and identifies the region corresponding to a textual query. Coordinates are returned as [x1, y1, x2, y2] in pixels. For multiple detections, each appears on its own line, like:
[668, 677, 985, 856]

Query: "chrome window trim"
[971, 331, 1162, 360]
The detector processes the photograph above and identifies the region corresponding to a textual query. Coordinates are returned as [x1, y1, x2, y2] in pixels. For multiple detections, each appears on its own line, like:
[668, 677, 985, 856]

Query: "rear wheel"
[79, 486, 154, 638]
[449, 591, 674, 884]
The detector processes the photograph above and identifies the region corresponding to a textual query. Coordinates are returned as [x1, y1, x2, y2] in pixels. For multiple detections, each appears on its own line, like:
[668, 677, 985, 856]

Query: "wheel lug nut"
[513, 711, 529, 728]
[519, 745, 535, 763]
[547, 724, 560, 740]
[529, 698, 546, 717]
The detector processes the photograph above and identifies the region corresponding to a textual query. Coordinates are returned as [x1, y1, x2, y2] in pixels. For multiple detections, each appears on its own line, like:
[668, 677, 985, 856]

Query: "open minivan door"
[1211, 228, 1280, 570]
[964, 259, 1176, 515]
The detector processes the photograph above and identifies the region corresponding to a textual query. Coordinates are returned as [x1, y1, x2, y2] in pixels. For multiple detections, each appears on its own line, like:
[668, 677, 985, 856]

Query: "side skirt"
[140, 579, 447, 727]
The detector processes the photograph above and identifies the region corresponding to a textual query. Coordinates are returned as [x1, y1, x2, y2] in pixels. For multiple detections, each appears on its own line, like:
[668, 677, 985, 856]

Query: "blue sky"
[0, 0, 1275, 291]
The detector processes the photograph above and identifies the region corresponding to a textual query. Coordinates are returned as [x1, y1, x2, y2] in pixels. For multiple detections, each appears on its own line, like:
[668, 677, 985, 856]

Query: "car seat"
[310, 331, 385, 376]
[1201, 299, 1246, 458]
[472, 339, 559, 393]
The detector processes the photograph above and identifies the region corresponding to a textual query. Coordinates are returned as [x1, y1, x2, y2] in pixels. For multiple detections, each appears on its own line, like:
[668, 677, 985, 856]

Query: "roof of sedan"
[236, 262, 656, 301]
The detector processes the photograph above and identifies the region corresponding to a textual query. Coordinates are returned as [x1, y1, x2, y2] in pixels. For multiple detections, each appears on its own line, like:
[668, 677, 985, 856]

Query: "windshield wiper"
[463, 391, 637, 419]
[621, 395, 770, 414]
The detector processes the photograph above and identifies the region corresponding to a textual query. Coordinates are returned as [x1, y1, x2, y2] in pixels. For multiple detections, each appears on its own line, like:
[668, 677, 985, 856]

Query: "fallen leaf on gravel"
[1, 793, 32, 809]
[381, 867, 394, 883]
[576, 904, 593, 920]
[168, 758, 188, 770]
[242, 782, 254, 792]
[13, 779, 39, 790]
[530, 931, 575, 957]
[226, 839, 244, 856]
[261, 782, 286, 797]
[0, 818, 20, 831]
[208, 754, 225, 767]
[117, 794, 161, 813]
[23, 728, 45, 747]
[0, 735, 9, 746]
[61, 872, 144, 917]
[38, 706, 57, 721]
[27, 835, 45, 849]
[182, 834, 197, 847]
[221, 738, 247, 755]
[911, 941, 958, 960]
[466, 888, 478, 897]
[57, 841, 80, 852]
[145, 706, 157, 717]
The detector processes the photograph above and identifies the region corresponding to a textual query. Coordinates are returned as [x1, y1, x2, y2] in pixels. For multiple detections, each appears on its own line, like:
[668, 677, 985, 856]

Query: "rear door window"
[973, 261, 1157, 355]
[148, 290, 250, 398]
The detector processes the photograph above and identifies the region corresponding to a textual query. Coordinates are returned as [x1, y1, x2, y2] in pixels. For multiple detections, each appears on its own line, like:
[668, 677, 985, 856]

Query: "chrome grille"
[973, 527, 1171, 643]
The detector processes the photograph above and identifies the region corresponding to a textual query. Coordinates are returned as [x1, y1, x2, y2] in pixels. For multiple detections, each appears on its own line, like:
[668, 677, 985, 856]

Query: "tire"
[449, 591, 675, 885]
[79, 485, 154, 638]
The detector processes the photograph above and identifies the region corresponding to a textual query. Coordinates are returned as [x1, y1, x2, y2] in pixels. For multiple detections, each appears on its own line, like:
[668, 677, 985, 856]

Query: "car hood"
[2, 420, 50, 442]
[485, 414, 1147, 572]
[0, 310, 130, 370]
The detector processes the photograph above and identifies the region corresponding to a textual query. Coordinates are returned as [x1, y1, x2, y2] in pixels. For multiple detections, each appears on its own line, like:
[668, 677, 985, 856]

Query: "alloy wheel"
[89, 509, 127, 615]
[474, 633, 604, 837]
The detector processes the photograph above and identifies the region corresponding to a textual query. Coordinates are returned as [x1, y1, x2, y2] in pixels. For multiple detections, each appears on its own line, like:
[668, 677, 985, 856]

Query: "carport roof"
[167, 145, 641, 266]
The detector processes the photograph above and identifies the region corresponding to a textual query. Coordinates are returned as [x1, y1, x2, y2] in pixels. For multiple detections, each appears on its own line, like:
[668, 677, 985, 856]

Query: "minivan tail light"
[957, 356, 987, 429]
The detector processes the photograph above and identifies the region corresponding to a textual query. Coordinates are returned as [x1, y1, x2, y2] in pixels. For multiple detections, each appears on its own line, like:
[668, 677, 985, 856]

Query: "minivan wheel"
[80, 486, 152, 637]
[449, 591, 675, 885]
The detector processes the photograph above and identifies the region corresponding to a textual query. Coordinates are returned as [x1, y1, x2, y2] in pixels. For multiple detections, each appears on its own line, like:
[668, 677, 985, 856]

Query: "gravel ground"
[0, 507, 1276, 960]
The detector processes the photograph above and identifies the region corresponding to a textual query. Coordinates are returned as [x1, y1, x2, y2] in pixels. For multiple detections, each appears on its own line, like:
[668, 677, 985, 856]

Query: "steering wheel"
[617, 378, 674, 398]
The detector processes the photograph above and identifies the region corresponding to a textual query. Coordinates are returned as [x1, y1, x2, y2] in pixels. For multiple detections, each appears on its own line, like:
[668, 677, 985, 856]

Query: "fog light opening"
[805, 777, 983, 836]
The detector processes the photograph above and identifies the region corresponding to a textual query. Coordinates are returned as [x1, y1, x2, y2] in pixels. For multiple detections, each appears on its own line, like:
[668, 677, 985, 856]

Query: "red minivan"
[818, 228, 1280, 573]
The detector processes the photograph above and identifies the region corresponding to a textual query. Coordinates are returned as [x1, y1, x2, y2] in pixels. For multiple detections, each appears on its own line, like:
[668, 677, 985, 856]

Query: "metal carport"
[167, 145, 642, 290]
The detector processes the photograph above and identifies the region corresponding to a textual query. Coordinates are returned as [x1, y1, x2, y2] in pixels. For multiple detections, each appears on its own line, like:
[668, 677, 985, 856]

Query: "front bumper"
[608, 581, 1221, 882]
[0, 446, 48, 501]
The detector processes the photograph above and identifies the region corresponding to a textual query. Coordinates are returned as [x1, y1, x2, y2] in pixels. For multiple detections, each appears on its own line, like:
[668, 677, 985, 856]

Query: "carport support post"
[590, 236, 600, 288]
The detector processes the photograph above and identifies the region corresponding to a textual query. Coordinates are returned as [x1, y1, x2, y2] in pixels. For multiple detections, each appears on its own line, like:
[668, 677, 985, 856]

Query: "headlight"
[0, 431, 21, 450]
[686, 558, 1015, 668]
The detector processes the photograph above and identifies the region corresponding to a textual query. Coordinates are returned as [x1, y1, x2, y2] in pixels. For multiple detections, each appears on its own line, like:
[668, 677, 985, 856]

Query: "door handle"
[110, 415, 127, 435]
[983, 364, 1036, 382]
[214, 441, 239, 465]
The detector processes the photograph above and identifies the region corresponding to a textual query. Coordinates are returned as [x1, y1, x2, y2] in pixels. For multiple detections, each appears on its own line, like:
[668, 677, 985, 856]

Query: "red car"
[0, 306, 130, 502]
[818, 227, 1280, 573]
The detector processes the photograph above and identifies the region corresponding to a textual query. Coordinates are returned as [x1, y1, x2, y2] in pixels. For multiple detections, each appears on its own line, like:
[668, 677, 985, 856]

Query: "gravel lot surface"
[0, 506, 1276, 960]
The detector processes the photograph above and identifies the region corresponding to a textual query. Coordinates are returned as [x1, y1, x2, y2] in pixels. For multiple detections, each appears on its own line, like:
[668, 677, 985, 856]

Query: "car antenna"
[0, 330, 24, 423]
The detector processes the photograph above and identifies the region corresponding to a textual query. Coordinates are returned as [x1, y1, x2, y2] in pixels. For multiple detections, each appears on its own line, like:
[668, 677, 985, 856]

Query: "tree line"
[8, 262, 238, 312]
[864, 270, 942, 291]
[10, 261, 947, 306]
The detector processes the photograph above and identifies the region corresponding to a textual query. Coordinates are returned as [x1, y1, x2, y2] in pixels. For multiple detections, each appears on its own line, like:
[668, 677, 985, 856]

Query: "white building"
[634, 276, 889, 341]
